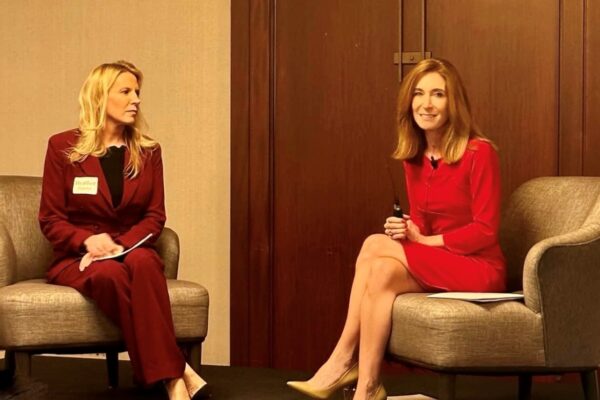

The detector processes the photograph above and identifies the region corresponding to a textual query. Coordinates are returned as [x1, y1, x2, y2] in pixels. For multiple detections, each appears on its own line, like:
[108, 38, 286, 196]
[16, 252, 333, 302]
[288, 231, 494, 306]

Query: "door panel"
[585, 1, 600, 175]
[425, 0, 559, 198]
[273, 0, 399, 369]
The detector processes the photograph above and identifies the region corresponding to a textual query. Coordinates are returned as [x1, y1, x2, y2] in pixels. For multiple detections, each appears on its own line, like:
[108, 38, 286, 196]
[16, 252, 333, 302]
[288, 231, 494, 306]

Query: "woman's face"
[105, 72, 140, 128]
[411, 72, 449, 133]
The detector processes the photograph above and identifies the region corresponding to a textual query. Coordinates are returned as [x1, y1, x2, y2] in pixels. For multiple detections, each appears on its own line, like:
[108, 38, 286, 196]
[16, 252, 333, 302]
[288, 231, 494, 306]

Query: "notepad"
[427, 292, 524, 303]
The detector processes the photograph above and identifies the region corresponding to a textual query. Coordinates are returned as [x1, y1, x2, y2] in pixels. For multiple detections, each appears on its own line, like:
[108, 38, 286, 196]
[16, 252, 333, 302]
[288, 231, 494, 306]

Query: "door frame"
[231, 0, 274, 366]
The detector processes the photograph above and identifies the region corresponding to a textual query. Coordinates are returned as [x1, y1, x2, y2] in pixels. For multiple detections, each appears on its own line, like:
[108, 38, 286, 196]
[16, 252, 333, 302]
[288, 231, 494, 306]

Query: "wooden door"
[271, 1, 399, 369]
[232, 0, 595, 370]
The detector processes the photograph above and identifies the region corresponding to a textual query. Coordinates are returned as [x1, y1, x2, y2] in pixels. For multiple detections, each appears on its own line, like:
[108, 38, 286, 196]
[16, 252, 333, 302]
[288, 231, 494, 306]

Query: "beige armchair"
[0, 176, 209, 387]
[387, 177, 600, 400]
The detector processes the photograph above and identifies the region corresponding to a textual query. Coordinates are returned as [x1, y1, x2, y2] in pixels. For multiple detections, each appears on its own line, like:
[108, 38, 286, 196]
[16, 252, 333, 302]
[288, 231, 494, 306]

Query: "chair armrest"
[0, 222, 16, 287]
[523, 223, 600, 312]
[156, 227, 180, 279]
[522, 223, 600, 366]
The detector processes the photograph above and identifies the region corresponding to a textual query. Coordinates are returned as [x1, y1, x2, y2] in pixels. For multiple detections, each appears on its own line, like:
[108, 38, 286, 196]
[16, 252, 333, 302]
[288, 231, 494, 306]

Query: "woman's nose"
[422, 95, 433, 108]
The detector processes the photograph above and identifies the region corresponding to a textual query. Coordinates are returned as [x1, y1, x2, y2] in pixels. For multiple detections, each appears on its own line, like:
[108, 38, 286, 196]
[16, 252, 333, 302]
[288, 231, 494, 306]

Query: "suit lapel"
[78, 155, 113, 207]
[118, 148, 141, 210]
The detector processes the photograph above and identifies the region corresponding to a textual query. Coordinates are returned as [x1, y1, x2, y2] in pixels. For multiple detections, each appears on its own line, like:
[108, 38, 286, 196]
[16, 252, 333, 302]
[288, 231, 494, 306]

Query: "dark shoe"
[190, 383, 212, 399]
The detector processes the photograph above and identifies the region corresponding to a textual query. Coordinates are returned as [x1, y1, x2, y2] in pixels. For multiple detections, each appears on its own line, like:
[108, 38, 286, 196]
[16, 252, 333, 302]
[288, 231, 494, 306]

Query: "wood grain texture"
[230, 0, 273, 367]
[584, 0, 600, 175]
[559, 0, 584, 176]
[426, 0, 560, 200]
[272, 0, 399, 369]
[230, 0, 251, 366]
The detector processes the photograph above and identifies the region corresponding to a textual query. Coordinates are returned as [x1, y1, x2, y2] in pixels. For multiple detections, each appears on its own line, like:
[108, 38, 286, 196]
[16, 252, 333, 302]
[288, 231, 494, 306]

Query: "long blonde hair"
[393, 58, 494, 163]
[69, 60, 157, 177]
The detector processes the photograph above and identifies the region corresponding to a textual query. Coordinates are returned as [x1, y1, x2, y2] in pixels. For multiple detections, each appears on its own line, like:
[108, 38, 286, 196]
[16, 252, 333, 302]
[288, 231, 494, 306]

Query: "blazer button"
[93, 224, 99, 231]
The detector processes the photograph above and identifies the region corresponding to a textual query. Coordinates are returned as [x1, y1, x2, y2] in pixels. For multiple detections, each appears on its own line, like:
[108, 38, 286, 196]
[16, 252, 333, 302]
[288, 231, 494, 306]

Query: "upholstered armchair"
[387, 177, 600, 400]
[0, 176, 209, 387]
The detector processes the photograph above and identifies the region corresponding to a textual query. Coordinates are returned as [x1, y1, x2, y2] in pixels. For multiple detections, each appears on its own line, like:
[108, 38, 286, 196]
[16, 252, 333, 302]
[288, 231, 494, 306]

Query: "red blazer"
[39, 129, 166, 281]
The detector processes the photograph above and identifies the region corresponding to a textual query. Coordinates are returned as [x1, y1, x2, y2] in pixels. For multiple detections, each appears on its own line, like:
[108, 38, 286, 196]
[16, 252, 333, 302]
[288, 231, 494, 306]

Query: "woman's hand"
[83, 233, 123, 258]
[405, 218, 422, 243]
[384, 216, 407, 240]
[385, 215, 425, 243]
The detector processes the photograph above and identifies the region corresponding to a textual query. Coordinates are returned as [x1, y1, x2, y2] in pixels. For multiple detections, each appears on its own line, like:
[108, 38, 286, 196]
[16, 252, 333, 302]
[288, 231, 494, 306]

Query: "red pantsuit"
[39, 130, 184, 385]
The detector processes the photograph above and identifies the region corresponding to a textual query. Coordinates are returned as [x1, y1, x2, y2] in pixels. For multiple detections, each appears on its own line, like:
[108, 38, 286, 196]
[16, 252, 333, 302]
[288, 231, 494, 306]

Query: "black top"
[99, 146, 126, 208]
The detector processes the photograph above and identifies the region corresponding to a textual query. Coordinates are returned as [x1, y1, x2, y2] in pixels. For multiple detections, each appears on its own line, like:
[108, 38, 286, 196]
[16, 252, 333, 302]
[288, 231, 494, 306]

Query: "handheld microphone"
[386, 162, 404, 218]
[393, 203, 404, 218]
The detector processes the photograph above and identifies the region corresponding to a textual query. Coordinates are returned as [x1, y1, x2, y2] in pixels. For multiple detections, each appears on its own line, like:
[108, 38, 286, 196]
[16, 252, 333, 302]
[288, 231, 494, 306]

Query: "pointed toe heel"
[286, 363, 358, 399]
[372, 384, 387, 400]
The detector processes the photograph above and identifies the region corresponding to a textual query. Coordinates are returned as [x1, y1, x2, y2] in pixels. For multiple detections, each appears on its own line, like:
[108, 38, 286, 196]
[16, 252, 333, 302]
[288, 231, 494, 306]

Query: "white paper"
[427, 292, 524, 303]
[79, 233, 153, 271]
[94, 233, 153, 261]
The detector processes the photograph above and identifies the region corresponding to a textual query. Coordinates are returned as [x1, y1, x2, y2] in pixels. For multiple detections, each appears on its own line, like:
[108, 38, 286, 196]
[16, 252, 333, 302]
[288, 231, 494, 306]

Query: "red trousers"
[50, 248, 185, 385]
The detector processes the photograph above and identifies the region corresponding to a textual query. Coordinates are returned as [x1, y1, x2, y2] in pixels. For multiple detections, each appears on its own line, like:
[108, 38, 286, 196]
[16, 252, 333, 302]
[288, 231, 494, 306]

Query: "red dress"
[401, 139, 507, 292]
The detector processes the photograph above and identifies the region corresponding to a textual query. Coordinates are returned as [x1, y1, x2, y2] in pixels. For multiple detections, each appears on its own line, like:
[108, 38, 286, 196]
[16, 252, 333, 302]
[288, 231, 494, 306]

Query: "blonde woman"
[288, 58, 506, 399]
[39, 61, 210, 400]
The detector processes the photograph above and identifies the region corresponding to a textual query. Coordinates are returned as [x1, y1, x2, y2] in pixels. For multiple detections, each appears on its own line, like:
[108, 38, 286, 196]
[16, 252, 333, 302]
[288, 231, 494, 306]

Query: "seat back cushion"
[500, 176, 600, 291]
[0, 176, 52, 281]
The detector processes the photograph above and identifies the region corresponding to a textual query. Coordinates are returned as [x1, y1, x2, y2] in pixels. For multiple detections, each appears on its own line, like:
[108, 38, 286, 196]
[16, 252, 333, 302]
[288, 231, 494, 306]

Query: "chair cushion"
[0, 279, 208, 348]
[387, 293, 545, 369]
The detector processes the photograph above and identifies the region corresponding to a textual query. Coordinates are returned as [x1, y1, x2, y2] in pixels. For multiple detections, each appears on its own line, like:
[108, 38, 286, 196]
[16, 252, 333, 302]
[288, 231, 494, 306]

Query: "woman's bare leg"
[353, 249, 423, 399]
[308, 234, 417, 389]
[307, 234, 390, 387]
[165, 377, 191, 400]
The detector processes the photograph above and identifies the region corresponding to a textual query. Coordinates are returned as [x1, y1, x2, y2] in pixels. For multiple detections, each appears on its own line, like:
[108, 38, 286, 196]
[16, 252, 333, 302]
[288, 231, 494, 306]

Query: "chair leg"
[106, 351, 119, 389]
[437, 373, 456, 400]
[518, 374, 533, 400]
[187, 342, 203, 374]
[14, 352, 31, 377]
[581, 370, 599, 400]
[0, 350, 15, 387]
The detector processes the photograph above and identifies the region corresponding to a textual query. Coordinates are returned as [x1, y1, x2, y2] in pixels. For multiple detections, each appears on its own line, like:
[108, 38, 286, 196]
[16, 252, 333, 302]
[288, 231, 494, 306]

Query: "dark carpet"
[0, 356, 585, 399]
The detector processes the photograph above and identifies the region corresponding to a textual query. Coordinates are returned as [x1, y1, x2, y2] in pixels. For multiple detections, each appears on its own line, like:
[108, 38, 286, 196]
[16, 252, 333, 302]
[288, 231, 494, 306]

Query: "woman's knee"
[365, 257, 405, 295]
[359, 234, 392, 259]
[123, 248, 164, 273]
[89, 262, 129, 292]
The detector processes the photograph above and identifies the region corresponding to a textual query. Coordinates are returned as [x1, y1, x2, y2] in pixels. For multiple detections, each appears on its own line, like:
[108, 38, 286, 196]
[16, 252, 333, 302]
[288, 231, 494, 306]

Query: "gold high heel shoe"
[370, 384, 387, 400]
[287, 363, 359, 399]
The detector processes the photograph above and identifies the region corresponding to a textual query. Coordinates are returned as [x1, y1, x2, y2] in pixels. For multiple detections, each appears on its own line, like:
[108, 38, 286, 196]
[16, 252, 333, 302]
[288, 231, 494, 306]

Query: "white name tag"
[73, 177, 98, 195]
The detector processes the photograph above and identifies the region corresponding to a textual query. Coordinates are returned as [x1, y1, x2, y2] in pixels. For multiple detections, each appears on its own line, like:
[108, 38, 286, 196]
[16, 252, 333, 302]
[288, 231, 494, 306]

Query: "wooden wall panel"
[230, 0, 250, 366]
[426, 0, 560, 200]
[559, 1, 584, 176]
[230, 0, 273, 367]
[272, 1, 399, 369]
[584, 0, 600, 175]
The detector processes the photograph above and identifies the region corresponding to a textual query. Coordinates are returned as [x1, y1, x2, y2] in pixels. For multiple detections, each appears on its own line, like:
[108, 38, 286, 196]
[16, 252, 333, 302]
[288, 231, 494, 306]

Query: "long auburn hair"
[392, 58, 494, 163]
[68, 60, 157, 178]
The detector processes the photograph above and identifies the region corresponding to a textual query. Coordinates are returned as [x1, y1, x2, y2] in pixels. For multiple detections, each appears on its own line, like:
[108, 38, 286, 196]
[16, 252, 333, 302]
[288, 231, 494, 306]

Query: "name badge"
[73, 177, 98, 195]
